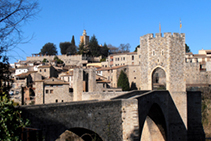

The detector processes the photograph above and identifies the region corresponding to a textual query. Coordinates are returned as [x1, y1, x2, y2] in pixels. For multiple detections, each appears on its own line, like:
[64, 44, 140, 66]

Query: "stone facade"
[34, 77, 72, 104]
[37, 65, 57, 78]
[139, 32, 187, 127]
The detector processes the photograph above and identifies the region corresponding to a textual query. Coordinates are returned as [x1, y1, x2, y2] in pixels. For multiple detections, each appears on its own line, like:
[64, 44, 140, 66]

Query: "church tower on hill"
[80, 30, 89, 46]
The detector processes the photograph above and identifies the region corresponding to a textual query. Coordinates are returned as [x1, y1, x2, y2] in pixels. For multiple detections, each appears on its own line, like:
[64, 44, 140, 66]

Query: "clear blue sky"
[8, 0, 211, 63]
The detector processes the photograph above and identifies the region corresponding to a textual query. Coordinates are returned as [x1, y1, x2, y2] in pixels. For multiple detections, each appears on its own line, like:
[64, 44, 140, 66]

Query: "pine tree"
[117, 70, 130, 91]
[89, 35, 100, 57]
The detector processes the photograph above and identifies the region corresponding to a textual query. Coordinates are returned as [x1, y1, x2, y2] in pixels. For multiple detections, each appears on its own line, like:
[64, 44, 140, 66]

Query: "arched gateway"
[139, 33, 187, 127]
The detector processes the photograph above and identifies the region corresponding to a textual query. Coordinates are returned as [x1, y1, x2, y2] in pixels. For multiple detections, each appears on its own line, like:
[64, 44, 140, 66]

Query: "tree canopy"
[119, 43, 130, 53]
[60, 41, 77, 55]
[54, 56, 64, 64]
[185, 44, 191, 53]
[117, 70, 130, 91]
[40, 42, 57, 55]
[88, 35, 100, 57]
[100, 43, 109, 59]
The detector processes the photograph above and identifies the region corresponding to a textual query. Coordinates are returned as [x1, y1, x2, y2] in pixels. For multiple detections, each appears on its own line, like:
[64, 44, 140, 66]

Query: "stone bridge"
[20, 90, 205, 141]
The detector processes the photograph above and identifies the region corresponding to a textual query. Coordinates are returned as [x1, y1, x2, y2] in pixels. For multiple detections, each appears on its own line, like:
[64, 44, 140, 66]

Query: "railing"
[21, 127, 42, 141]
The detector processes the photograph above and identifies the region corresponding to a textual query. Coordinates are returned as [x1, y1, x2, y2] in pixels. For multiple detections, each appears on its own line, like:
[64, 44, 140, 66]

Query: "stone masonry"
[139, 33, 187, 127]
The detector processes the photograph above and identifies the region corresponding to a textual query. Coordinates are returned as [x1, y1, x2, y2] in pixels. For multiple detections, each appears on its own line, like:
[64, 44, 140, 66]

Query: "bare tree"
[0, 0, 39, 61]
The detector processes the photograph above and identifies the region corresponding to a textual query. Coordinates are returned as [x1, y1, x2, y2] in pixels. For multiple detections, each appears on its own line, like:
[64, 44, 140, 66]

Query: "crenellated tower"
[139, 32, 187, 127]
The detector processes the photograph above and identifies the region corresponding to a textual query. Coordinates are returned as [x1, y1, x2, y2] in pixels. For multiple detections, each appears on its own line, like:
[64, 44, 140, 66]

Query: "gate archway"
[151, 67, 166, 90]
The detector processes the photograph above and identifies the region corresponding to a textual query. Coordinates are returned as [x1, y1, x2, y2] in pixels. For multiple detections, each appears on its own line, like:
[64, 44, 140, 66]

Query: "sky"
[7, 0, 211, 63]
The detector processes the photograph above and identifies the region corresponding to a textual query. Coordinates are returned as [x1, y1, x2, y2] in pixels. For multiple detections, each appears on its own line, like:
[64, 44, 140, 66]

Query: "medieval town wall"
[185, 62, 209, 85]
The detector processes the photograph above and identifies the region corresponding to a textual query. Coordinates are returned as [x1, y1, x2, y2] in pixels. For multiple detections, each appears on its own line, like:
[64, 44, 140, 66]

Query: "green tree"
[42, 58, 48, 63]
[78, 41, 88, 55]
[89, 35, 100, 57]
[54, 56, 64, 64]
[134, 45, 140, 52]
[60, 42, 77, 55]
[40, 43, 57, 55]
[186, 44, 191, 53]
[0, 93, 30, 140]
[117, 70, 130, 91]
[100, 43, 109, 58]
[71, 35, 76, 47]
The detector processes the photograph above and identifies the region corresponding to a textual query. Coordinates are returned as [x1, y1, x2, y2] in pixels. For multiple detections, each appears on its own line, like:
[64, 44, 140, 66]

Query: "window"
[161, 51, 164, 55]
[44, 69, 46, 72]
[55, 99, 58, 103]
[46, 90, 49, 94]
[153, 51, 155, 56]
[139, 55, 141, 58]
[134, 77, 136, 79]
[132, 55, 134, 60]
[40, 69, 42, 72]
[123, 57, 125, 60]
[61, 100, 64, 102]
[50, 90, 53, 93]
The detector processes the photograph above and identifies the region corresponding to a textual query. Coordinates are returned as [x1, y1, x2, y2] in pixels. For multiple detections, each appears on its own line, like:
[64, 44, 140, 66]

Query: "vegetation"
[60, 41, 77, 55]
[185, 44, 191, 53]
[88, 35, 100, 57]
[42, 58, 48, 63]
[100, 43, 109, 59]
[134, 45, 140, 52]
[0, 0, 39, 140]
[117, 70, 130, 91]
[119, 43, 130, 53]
[54, 56, 64, 64]
[40, 42, 57, 55]
[0, 93, 30, 140]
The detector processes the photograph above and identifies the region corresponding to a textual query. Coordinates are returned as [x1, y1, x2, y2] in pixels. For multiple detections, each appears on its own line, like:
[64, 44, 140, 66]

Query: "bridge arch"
[57, 127, 103, 141]
[150, 66, 167, 90]
[140, 103, 167, 141]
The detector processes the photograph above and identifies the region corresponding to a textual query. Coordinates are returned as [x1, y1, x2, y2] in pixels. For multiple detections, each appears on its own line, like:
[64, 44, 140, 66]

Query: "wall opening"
[57, 128, 103, 141]
[152, 67, 166, 90]
[141, 103, 167, 141]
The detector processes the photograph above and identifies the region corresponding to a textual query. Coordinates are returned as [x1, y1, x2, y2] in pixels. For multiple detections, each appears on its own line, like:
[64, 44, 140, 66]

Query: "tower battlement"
[140, 32, 185, 40]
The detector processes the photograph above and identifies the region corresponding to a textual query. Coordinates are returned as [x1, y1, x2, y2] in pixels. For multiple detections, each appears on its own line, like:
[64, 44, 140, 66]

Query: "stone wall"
[82, 91, 127, 101]
[27, 55, 86, 66]
[20, 99, 139, 141]
[128, 65, 141, 90]
[185, 62, 209, 85]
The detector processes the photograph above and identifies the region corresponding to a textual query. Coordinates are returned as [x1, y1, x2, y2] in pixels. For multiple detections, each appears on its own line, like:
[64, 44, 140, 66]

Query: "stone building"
[37, 65, 57, 78]
[34, 77, 72, 104]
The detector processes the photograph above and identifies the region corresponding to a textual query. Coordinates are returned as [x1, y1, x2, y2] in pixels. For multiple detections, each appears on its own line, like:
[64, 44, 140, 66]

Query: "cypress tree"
[71, 35, 75, 47]
[117, 70, 130, 91]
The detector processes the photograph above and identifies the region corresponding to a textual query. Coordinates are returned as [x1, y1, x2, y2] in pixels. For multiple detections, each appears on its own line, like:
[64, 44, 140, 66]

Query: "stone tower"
[80, 30, 89, 46]
[139, 33, 187, 127]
